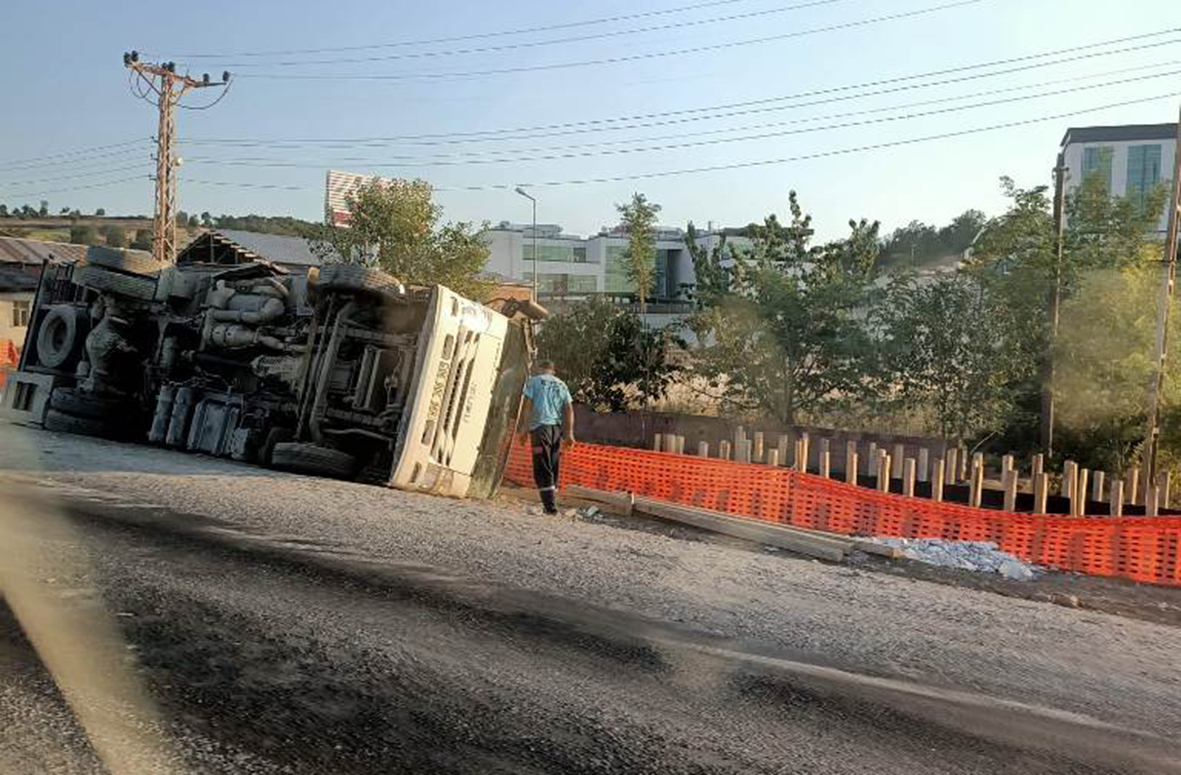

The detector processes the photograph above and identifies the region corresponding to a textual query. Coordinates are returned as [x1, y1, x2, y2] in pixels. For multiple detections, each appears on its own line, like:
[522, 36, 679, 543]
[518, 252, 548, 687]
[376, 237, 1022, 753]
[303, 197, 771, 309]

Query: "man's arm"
[517, 397, 534, 445]
[563, 400, 576, 448]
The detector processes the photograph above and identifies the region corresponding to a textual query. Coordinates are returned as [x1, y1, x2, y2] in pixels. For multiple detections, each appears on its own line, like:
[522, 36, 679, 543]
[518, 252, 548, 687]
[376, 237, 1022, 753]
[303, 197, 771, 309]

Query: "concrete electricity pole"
[1140, 109, 1181, 491]
[123, 51, 229, 265]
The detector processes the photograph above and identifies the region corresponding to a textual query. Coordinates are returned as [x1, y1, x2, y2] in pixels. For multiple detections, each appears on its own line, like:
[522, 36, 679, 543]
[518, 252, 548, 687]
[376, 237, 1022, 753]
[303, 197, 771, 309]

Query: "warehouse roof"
[1060, 123, 1178, 147]
[0, 236, 86, 265]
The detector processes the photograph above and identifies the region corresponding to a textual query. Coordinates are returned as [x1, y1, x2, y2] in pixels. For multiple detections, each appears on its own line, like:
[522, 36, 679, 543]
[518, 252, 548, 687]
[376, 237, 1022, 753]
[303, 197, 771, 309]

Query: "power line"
[178, 68, 1181, 171]
[0, 139, 151, 171]
[0, 145, 156, 174]
[152, 0, 760, 58]
[182, 30, 1181, 147]
[173, 93, 1179, 195]
[0, 163, 155, 188]
[436, 92, 1181, 191]
[196, 0, 844, 69]
[236, 0, 987, 81]
[0, 174, 151, 201]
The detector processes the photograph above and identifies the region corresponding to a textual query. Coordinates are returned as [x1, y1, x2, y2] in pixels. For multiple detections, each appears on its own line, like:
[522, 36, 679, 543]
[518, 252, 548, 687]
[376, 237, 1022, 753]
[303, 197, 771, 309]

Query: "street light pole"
[515, 187, 538, 302]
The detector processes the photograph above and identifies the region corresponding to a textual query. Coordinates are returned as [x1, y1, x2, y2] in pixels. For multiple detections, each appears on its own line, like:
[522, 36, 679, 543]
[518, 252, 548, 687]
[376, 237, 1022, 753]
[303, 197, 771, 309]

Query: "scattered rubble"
[867, 537, 1040, 580]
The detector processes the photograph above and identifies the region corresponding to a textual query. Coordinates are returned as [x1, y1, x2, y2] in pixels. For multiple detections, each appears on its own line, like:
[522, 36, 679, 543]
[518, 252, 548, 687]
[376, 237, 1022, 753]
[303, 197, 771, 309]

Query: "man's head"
[535, 359, 555, 375]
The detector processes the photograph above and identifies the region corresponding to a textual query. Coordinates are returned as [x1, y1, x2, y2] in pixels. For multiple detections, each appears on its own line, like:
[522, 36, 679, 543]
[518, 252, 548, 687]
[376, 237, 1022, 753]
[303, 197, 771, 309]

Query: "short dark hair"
[536, 359, 555, 371]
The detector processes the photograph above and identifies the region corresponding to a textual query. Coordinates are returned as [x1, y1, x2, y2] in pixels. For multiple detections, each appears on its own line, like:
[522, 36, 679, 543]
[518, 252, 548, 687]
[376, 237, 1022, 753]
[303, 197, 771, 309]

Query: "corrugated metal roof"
[1061, 123, 1177, 147]
[216, 229, 321, 267]
[0, 237, 86, 265]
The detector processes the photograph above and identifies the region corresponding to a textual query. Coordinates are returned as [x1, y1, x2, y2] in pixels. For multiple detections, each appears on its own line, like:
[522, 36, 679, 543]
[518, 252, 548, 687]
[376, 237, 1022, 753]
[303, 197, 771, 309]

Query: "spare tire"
[36, 305, 88, 369]
[85, 245, 161, 275]
[43, 408, 119, 439]
[313, 264, 403, 299]
[74, 265, 157, 301]
[270, 442, 359, 479]
[49, 387, 133, 420]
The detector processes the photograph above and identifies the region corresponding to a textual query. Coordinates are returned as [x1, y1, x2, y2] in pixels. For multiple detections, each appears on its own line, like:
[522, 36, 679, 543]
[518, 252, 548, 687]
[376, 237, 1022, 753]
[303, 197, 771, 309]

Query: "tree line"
[539, 176, 1174, 474]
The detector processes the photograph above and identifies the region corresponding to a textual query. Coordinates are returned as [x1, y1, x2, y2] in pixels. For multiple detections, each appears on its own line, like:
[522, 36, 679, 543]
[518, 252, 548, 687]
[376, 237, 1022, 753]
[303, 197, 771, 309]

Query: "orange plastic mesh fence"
[506, 441, 1181, 587]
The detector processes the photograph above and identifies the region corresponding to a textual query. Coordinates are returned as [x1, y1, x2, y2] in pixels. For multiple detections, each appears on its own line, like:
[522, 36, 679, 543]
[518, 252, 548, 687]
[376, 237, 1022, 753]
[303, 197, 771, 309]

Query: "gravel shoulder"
[4, 422, 1181, 741]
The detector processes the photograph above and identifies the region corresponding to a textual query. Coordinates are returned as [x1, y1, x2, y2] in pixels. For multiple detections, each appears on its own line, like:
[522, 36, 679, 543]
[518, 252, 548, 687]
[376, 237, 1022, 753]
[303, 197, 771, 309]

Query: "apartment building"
[1059, 122, 1177, 236]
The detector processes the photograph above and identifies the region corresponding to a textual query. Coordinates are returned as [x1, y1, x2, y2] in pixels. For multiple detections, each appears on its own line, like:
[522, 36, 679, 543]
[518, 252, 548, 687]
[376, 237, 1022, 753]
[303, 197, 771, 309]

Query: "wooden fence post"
[959, 445, 969, 483]
[903, 458, 916, 497]
[917, 447, 930, 483]
[892, 443, 905, 479]
[653, 433, 663, 451]
[1033, 473, 1048, 514]
[846, 453, 859, 486]
[819, 447, 831, 478]
[945, 447, 959, 484]
[877, 452, 891, 492]
[1110, 480, 1124, 517]
[1003, 468, 1017, 512]
[752, 431, 764, 464]
[799, 433, 811, 474]
[969, 456, 983, 508]
[1161, 472, 1172, 509]
[736, 439, 752, 464]
[719, 440, 731, 461]
[1146, 486, 1160, 517]
[767, 447, 780, 467]
[931, 459, 945, 502]
[1073, 469, 1089, 516]
[1091, 471, 1106, 503]
[1062, 461, 1078, 500]
[697, 441, 710, 458]
[777, 434, 790, 468]
[867, 442, 878, 475]
[1126, 466, 1140, 506]
[1001, 454, 1014, 475]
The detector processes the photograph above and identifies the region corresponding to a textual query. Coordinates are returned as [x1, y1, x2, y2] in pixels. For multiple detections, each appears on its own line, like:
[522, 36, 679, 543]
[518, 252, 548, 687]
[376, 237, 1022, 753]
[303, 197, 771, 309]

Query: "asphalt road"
[2, 481, 1179, 775]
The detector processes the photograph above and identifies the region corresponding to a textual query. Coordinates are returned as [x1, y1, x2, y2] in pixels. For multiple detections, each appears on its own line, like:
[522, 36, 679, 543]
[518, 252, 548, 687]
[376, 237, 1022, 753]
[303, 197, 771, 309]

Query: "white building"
[480, 221, 752, 304]
[1059, 122, 1177, 236]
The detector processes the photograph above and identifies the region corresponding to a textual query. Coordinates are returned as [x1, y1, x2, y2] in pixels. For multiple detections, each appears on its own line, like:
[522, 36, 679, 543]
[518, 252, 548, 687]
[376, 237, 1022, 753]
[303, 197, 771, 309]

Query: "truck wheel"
[43, 408, 119, 439]
[313, 265, 403, 299]
[75, 266, 157, 301]
[85, 245, 161, 275]
[260, 426, 295, 467]
[36, 306, 88, 368]
[270, 442, 359, 479]
[49, 387, 131, 420]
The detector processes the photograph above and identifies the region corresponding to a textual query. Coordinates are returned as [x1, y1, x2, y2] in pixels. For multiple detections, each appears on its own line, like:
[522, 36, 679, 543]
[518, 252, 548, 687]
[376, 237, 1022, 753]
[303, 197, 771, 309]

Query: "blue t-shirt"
[523, 373, 571, 430]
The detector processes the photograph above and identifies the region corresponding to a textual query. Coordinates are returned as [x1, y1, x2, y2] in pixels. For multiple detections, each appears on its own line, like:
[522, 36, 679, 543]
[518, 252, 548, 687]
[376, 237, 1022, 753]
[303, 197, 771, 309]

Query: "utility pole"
[123, 51, 229, 265]
[1041, 152, 1069, 458]
[1141, 108, 1181, 492]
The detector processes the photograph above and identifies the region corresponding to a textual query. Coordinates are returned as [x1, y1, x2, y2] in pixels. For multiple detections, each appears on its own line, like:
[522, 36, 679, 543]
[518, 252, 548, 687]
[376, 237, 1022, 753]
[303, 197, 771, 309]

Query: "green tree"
[69, 225, 97, 245]
[200, 211, 213, 227]
[688, 192, 882, 424]
[538, 295, 680, 411]
[0, 205, 8, 217]
[615, 193, 662, 314]
[95, 207, 105, 216]
[130, 229, 153, 250]
[306, 178, 491, 299]
[101, 224, 127, 248]
[176, 210, 189, 229]
[38, 200, 48, 217]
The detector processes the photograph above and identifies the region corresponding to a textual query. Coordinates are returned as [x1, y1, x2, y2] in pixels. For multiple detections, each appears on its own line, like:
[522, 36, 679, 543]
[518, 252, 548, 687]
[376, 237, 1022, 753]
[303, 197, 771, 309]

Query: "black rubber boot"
[540, 489, 558, 514]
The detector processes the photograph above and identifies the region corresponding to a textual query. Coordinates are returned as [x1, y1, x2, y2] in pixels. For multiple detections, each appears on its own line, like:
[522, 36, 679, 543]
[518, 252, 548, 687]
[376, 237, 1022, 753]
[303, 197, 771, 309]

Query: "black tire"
[85, 245, 161, 275]
[35, 305, 87, 369]
[74, 266, 157, 301]
[43, 408, 119, 438]
[49, 387, 132, 420]
[270, 442, 358, 479]
[260, 426, 295, 467]
[313, 264, 403, 299]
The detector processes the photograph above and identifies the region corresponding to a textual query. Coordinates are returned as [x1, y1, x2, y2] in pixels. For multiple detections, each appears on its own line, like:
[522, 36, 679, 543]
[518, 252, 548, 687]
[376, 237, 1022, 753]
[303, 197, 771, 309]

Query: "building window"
[522, 272, 597, 294]
[604, 245, 670, 296]
[1081, 146, 1113, 191]
[521, 243, 592, 263]
[1126, 144, 1163, 211]
[12, 300, 30, 327]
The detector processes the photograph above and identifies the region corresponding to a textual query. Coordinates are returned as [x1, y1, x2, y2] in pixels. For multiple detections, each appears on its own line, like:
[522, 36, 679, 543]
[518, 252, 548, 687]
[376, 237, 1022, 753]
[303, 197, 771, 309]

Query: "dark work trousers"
[530, 424, 563, 513]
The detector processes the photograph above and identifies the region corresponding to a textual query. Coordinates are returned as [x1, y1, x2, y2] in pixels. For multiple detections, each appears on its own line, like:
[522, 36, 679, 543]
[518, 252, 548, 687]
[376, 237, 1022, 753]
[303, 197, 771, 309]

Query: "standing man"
[518, 359, 575, 515]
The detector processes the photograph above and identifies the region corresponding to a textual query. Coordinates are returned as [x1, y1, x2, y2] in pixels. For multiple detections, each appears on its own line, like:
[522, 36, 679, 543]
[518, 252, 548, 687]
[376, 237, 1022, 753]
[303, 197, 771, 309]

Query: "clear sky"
[1, 0, 1178, 240]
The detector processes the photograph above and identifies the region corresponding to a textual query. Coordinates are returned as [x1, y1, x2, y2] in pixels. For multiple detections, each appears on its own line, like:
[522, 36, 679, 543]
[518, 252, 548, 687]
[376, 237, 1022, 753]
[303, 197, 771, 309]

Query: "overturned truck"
[6, 246, 538, 498]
